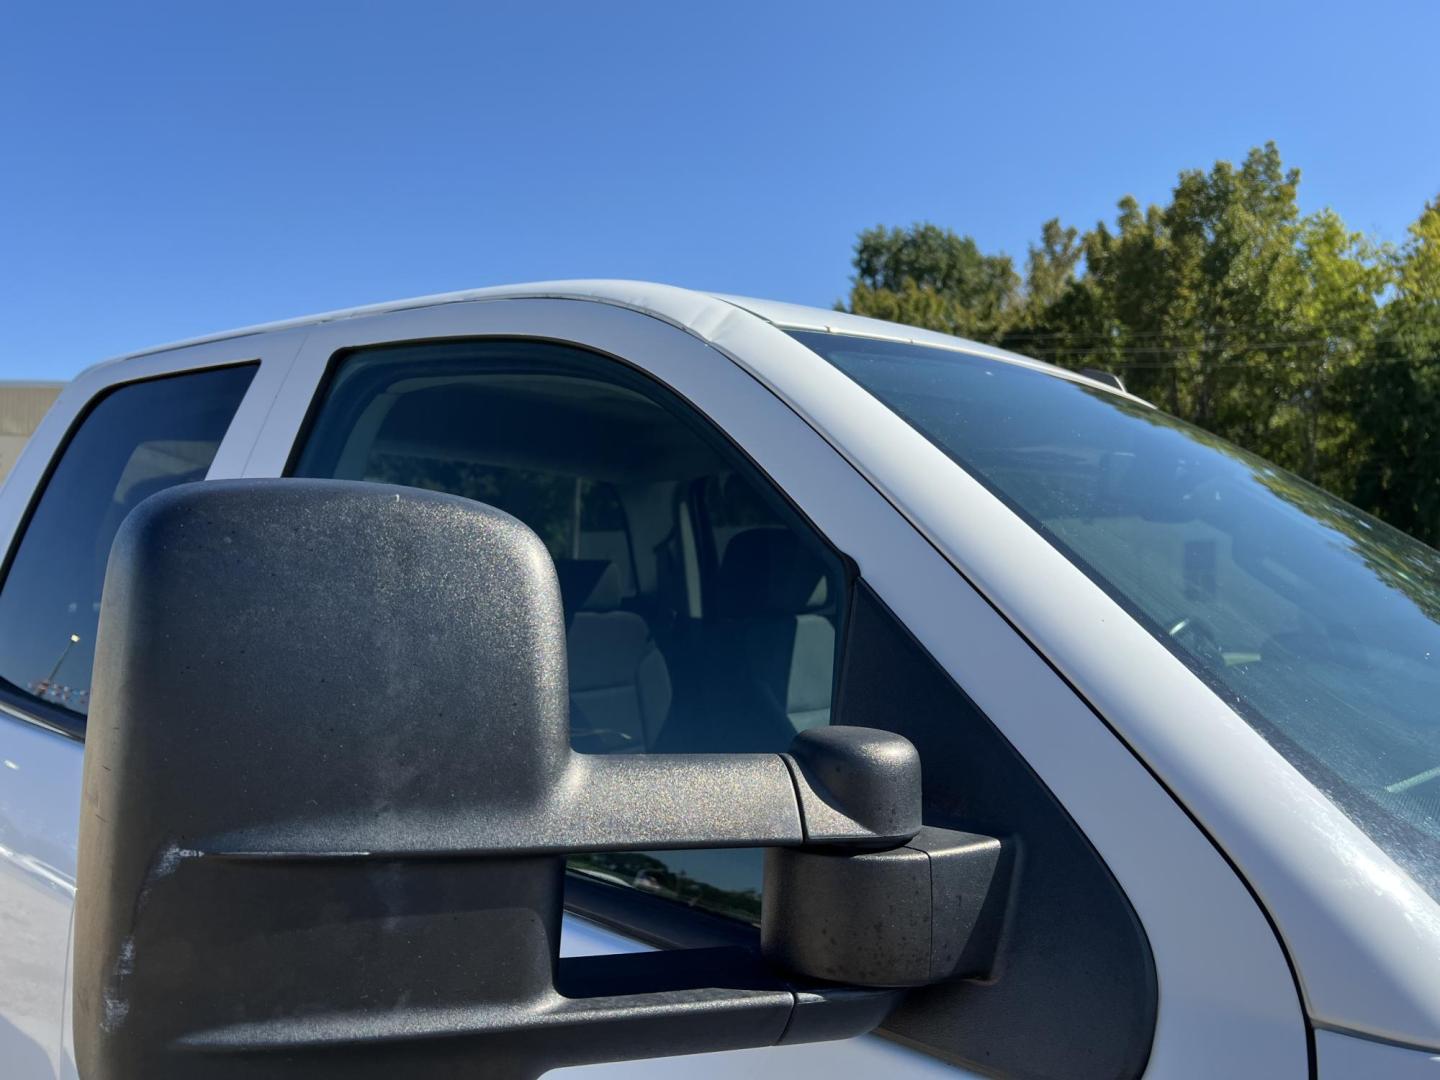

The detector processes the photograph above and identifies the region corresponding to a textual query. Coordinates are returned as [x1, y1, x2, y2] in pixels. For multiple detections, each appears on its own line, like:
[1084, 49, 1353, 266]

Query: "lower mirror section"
[763, 828, 1008, 987]
[83, 853, 898, 1080]
[556, 948, 900, 1053]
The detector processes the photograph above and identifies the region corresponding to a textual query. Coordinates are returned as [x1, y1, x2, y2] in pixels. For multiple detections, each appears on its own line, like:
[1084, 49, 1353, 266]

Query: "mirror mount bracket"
[764, 827, 1007, 987]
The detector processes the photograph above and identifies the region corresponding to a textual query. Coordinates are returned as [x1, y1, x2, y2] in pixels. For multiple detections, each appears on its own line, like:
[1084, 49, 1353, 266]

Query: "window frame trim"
[283, 330, 858, 583]
[0, 330, 306, 742]
[0, 361, 261, 735]
[286, 334, 858, 773]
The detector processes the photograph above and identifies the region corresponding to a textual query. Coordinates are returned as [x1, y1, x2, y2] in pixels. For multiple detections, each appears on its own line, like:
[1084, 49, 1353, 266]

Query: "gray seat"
[715, 528, 836, 731]
[555, 559, 671, 754]
[655, 528, 836, 753]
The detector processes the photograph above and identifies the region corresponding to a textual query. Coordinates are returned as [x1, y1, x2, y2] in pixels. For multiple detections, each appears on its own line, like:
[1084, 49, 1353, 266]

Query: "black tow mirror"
[75, 480, 1003, 1080]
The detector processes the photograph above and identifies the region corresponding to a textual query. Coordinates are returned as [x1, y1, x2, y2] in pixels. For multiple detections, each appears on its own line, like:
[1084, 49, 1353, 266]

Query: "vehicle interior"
[292, 349, 852, 920]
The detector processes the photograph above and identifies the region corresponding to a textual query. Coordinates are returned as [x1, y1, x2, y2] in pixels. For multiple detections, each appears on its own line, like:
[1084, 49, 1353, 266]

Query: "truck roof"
[86, 279, 1125, 395]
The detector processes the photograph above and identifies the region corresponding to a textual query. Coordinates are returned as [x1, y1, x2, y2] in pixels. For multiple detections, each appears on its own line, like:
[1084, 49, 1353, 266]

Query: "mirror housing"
[75, 480, 1003, 1080]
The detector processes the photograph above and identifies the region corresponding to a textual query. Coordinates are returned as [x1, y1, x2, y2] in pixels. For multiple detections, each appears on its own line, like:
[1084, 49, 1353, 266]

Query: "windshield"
[793, 329, 1440, 899]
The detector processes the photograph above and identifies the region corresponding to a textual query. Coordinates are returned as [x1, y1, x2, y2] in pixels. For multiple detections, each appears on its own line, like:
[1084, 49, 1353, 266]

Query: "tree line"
[842, 144, 1440, 547]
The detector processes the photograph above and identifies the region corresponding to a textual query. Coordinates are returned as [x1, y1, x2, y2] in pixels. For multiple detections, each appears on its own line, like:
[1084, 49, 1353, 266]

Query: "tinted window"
[796, 328, 1440, 900]
[293, 340, 846, 922]
[0, 365, 255, 727]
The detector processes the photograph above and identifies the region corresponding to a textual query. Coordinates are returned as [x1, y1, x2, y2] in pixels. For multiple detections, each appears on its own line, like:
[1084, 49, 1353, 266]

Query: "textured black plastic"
[783, 726, 923, 843]
[74, 480, 938, 1080]
[762, 827, 1004, 987]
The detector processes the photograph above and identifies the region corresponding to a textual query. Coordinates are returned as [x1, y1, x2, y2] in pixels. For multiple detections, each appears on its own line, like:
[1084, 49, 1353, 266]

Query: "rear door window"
[0, 365, 256, 730]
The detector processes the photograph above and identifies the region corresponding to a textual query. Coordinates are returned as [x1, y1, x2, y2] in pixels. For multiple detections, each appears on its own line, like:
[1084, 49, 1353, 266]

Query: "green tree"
[1006, 193, 1177, 393]
[1001, 148, 1308, 448]
[1285, 210, 1392, 494]
[1162, 144, 1306, 449]
[1003, 145, 1387, 487]
[1352, 197, 1440, 543]
[1041, 144, 1308, 449]
[1023, 218, 1083, 309]
[842, 223, 1020, 339]
[839, 146, 1438, 548]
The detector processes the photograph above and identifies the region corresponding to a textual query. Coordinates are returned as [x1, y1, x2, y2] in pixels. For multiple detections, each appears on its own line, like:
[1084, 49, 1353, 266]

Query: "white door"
[240, 296, 1306, 1077]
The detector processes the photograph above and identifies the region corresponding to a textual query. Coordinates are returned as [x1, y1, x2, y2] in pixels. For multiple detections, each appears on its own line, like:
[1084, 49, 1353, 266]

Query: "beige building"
[0, 382, 65, 482]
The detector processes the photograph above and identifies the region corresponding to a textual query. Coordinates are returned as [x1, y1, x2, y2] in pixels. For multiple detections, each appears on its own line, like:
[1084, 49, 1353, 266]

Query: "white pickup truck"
[0, 282, 1437, 1079]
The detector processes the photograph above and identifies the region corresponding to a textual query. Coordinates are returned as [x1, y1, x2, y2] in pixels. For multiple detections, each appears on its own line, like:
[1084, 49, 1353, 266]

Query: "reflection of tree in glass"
[1094, 387, 1440, 626]
[839, 148, 1440, 550]
[1250, 465, 1440, 626]
[368, 454, 583, 559]
[568, 852, 762, 925]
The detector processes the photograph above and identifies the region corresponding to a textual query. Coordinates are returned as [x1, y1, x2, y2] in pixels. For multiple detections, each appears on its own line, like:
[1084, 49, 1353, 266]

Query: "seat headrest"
[716, 529, 829, 617]
[554, 559, 625, 619]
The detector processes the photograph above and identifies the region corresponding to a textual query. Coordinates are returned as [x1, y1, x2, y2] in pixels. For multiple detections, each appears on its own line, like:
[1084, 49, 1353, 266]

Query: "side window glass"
[293, 341, 847, 923]
[0, 365, 256, 728]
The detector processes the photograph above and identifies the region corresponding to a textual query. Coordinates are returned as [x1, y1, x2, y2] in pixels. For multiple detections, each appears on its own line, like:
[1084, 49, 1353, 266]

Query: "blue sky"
[2, 0, 1436, 379]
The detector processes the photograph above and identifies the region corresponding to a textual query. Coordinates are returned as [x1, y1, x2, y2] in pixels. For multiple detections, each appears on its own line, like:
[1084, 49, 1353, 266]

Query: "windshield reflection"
[795, 330, 1440, 900]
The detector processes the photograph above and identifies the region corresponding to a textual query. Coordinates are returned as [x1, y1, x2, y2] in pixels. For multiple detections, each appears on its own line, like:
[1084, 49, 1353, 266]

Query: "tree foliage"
[846, 223, 1020, 340]
[1352, 198, 1440, 540]
[840, 144, 1439, 545]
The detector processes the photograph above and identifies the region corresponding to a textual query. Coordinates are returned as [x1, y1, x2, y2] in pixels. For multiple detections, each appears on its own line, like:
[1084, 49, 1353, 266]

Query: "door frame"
[239, 296, 1308, 1076]
[0, 328, 306, 589]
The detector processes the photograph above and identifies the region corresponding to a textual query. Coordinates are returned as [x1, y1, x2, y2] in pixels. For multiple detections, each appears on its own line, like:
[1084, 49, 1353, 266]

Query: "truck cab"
[1, 282, 1437, 1078]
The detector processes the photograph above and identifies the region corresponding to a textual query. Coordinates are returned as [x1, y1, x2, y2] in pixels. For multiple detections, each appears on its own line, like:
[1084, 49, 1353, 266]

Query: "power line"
[1002, 325, 1390, 341]
[1025, 360, 1440, 371]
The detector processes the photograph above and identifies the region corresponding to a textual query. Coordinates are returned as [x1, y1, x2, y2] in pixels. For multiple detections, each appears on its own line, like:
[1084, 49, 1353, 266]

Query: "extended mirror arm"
[148, 728, 1005, 1077]
[201, 726, 924, 858]
[166, 729, 1004, 1076]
